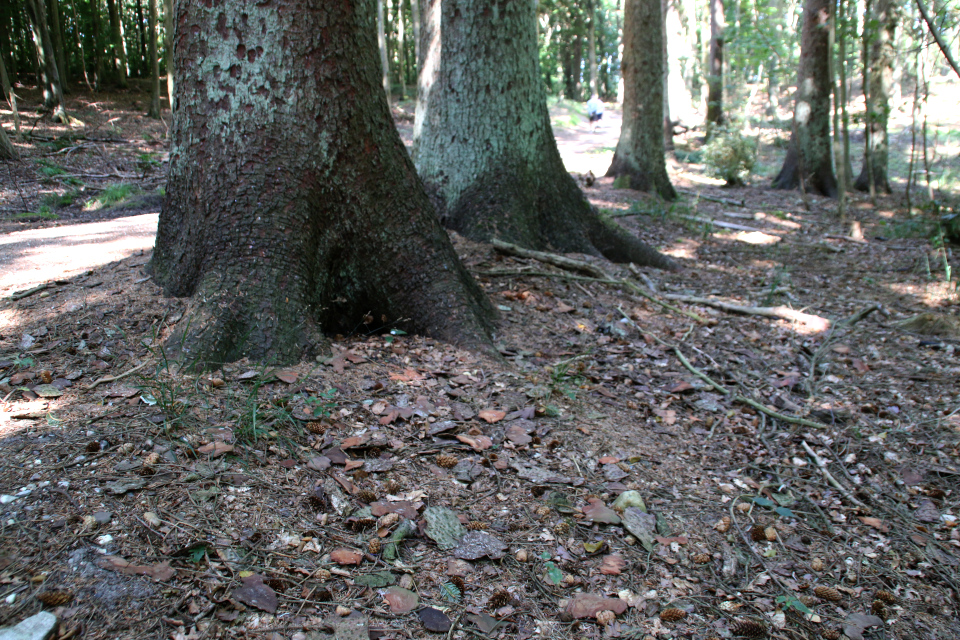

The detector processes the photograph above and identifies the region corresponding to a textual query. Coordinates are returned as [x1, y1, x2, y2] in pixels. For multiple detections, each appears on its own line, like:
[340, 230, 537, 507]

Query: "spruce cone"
[356, 489, 377, 503]
[730, 619, 767, 637]
[436, 454, 458, 468]
[488, 589, 511, 609]
[553, 521, 570, 536]
[466, 520, 487, 530]
[693, 553, 711, 564]
[874, 589, 897, 604]
[306, 421, 327, 434]
[383, 479, 402, 494]
[143, 451, 161, 467]
[36, 590, 73, 606]
[821, 630, 841, 640]
[871, 600, 886, 617]
[449, 576, 465, 593]
[659, 608, 687, 622]
[378, 512, 400, 529]
[750, 525, 766, 542]
[535, 505, 552, 517]
[367, 538, 382, 554]
[814, 585, 842, 602]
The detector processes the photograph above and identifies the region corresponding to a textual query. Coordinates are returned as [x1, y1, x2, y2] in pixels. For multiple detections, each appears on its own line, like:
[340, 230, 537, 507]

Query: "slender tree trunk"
[0, 123, 16, 160]
[706, 0, 725, 128]
[396, 0, 406, 100]
[0, 45, 21, 140]
[607, 0, 677, 199]
[0, 4, 17, 82]
[106, 0, 127, 87]
[91, 0, 104, 88]
[151, 0, 494, 368]
[68, 0, 93, 90]
[136, 0, 148, 77]
[588, 0, 599, 96]
[378, 0, 390, 101]
[25, 0, 68, 122]
[772, 0, 838, 197]
[411, 0, 420, 79]
[47, 0, 68, 88]
[838, 0, 852, 184]
[147, 0, 159, 117]
[414, 0, 675, 269]
[662, 0, 673, 150]
[860, 0, 876, 202]
[163, 0, 173, 108]
[854, 0, 896, 193]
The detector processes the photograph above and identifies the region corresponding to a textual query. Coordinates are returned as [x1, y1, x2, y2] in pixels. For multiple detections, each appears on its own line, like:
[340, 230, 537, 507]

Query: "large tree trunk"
[24, 0, 68, 122]
[146, 0, 159, 117]
[772, 0, 838, 197]
[854, 0, 896, 193]
[105, 0, 127, 87]
[606, 0, 677, 200]
[706, 0, 725, 128]
[47, 0, 68, 87]
[150, 0, 494, 368]
[414, 0, 675, 270]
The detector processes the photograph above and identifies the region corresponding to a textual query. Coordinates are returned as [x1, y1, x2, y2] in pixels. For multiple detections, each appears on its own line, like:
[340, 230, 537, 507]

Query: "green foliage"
[41, 189, 81, 209]
[302, 388, 338, 419]
[35, 159, 67, 178]
[85, 183, 140, 210]
[14, 206, 59, 221]
[702, 126, 757, 186]
[612, 175, 631, 189]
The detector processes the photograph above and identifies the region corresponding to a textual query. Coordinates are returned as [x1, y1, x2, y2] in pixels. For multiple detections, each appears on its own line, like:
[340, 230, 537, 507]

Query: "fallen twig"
[83, 359, 153, 391]
[678, 214, 776, 234]
[801, 441, 866, 508]
[660, 295, 830, 331]
[677, 189, 745, 207]
[10, 283, 51, 301]
[491, 239, 609, 278]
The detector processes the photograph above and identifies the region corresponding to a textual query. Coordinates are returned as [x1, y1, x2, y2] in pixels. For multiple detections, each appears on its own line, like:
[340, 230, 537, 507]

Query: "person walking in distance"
[586, 94, 604, 133]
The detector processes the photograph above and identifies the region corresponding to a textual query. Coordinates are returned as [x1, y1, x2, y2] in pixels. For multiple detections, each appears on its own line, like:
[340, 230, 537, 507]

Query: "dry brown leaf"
[600, 554, 626, 575]
[274, 369, 298, 384]
[478, 409, 506, 423]
[197, 442, 234, 457]
[330, 548, 363, 565]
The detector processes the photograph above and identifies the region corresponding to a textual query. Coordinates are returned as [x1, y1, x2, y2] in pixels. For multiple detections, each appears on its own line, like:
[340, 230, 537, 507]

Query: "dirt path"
[0, 213, 158, 298]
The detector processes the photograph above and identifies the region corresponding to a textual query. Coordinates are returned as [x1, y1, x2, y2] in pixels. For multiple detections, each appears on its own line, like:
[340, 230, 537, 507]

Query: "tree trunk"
[396, 0, 406, 100]
[771, 0, 837, 197]
[91, 0, 104, 88]
[587, 0, 598, 96]
[146, 0, 159, 117]
[68, 0, 93, 90]
[163, 0, 173, 108]
[378, 0, 390, 101]
[0, 43, 21, 140]
[414, 0, 674, 269]
[25, 0, 68, 122]
[706, 0, 725, 128]
[47, 0, 68, 87]
[106, 0, 127, 87]
[136, 0, 148, 76]
[411, 0, 420, 77]
[150, 0, 494, 368]
[0, 120, 16, 160]
[854, 0, 896, 193]
[606, 0, 677, 200]
[662, 0, 673, 150]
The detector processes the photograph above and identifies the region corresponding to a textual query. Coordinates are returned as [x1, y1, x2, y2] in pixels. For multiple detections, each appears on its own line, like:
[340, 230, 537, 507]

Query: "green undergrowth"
[84, 183, 141, 211]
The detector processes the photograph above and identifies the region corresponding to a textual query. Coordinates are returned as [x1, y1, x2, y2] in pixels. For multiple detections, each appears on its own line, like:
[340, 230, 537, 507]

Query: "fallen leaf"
[330, 548, 363, 565]
[505, 424, 532, 445]
[622, 507, 657, 551]
[197, 442, 234, 457]
[857, 516, 889, 532]
[456, 434, 493, 451]
[424, 506, 467, 550]
[478, 409, 506, 423]
[418, 607, 451, 632]
[232, 574, 278, 613]
[567, 593, 627, 618]
[600, 554, 626, 575]
[454, 531, 508, 560]
[101, 556, 176, 581]
[383, 586, 419, 613]
[274, 369, 298, 384]
[598, 456, 620, 464]
[582, 498, 621, 524]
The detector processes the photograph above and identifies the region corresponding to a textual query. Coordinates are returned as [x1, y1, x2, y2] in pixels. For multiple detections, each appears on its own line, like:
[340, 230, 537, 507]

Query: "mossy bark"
[606, 0, 677, 200]
[772, 0, 838, 198]
[150, 0, 495, 369]
[414, 0, 675, 270]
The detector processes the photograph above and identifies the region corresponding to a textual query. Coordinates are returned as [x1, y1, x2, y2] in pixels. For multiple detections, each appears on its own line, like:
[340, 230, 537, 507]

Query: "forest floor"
[1, 86, 959, 640]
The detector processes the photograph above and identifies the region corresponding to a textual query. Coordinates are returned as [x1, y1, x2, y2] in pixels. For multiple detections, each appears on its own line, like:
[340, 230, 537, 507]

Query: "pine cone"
[356, 489, 377, 503]
[367, 538, 382, 554]
[821, 630, 841, 640]
[383, 479, 402, 494]
[143, 451, 161, 467]
[449, 576, 465, 593]
[535, 505, 552, 517]
[814, 585, 842, 602]
[36, 590, 73, 606]
[693, 553, 711, 564]
[466, 520, 486, 530]
[730, 619, 767, 637]
[874, 589, 897, 604]
[750, 525, 767, 542]
[347, 517, 376, 532]
[488, 589, 511, 609]
[306, 421, 327, 434]
[351, 469, 370, 480]
[436, 454, 458, 468]
[378, 512, 400, 529]
[595, 610, 616, 626]
[871, 600, 886, 617]
[553, 521, 570, 536]
[659, 608, 687, 622]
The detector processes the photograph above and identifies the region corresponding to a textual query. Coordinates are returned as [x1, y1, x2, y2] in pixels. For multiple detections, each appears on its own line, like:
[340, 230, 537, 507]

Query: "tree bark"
[105, 0, 127, 87]
[0, 123, 16, 160]
[411, 0, 420, 77]
[47, 0, 68, 87]
[147, 0, 159, 117]
[163, 0, 173, 108]
[706, 0, 725, 128]
[91, 0, 104, 88]
[854, 0, 896, 193]
[136, 0, 148, 76]
[150, 0, 494, 368]
[414, 0, 675, 270]
[606, 0, 677, 200]
[587, 0, 598, 96]
[771, 0, 837, 198]
[396, 0, 406, 100]
[0, 42, 21, 139]
[24, 0, 68, 122]
[378, 0, 390, 100]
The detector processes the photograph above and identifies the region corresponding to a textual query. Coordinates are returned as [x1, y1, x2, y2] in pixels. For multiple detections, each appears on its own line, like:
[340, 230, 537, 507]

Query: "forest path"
[0, 213, 158, 298]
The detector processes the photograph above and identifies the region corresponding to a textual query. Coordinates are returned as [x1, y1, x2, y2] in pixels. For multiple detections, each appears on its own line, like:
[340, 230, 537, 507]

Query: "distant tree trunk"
[163, 0, 173, 108]
[0, 4, 18, 82]
[25, 0, 68, 122]
[91, 0, 104, 87]
[0, 124, 16, 160]
[378, 0, 390, 100]
[606, 0, 677, 199]
[136, 0, 148, 76]
[772, 0, 837, 197]
[706, 0, 725, 128]
[147, 0, 159, 117]
[0, 45, 21, 139]
[414, 0, 675, 269]
[411, 0, 420, 77]
[106, 0, 127, 87]
[662, 0, 673, 150]
[151, 0, 494, 368]
[587, 0, 598, 95]
[47, 0, 68, 87]
[854, 0, 896, 193]
[396, 0, 406, 100]
[68, 0, 93, 90]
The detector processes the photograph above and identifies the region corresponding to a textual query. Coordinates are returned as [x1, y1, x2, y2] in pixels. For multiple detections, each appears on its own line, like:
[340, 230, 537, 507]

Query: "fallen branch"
[491, 239, 609, 279]
[801, 441, 866, 507]
[677, 189, 745, 207]
[10, 283, 51, 301]
[678, 215, 776, 234]
[661, 295, 830, 331]
[474, 268, 708, 324]
[83, 359, 153, 391]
